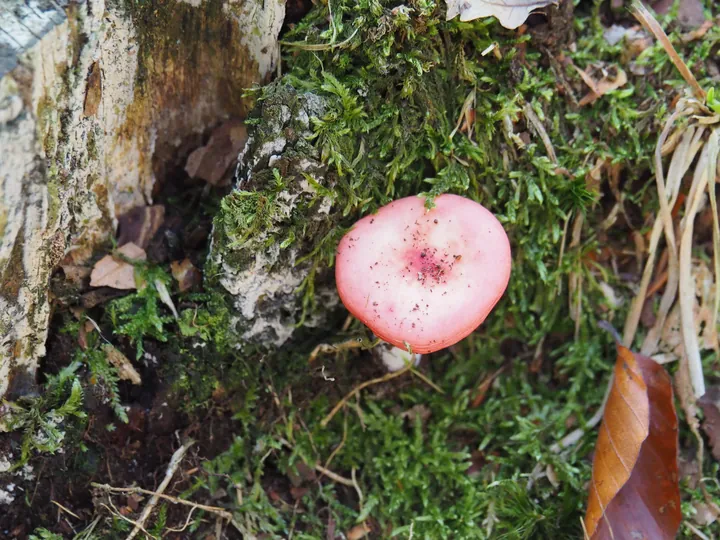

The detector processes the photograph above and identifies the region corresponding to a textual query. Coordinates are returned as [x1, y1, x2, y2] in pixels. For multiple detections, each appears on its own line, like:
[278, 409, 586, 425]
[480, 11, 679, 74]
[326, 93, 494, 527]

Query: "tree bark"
[0, 0, 285, 404]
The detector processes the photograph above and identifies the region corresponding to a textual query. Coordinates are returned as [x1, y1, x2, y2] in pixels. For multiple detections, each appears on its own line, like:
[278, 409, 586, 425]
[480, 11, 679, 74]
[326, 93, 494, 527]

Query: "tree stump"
[0, 0, 285, 404]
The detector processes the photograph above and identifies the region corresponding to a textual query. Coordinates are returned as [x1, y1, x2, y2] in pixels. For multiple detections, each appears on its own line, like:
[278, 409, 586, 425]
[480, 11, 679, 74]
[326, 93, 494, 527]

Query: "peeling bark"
[0, 0, 285, 404]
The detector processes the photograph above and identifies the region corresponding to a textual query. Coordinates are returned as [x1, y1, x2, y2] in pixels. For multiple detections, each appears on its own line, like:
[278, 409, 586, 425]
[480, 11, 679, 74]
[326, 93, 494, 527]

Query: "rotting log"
[0, 0, 285, 406]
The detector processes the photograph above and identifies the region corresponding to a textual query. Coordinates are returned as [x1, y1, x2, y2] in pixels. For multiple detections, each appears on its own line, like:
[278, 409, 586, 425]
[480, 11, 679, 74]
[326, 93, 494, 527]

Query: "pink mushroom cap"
[335, 194, 511, 354]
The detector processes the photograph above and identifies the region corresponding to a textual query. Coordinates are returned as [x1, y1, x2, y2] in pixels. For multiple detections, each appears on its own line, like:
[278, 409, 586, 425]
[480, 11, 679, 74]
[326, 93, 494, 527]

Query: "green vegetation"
[3, 362, 86, 469]
[14, 0, 720, 537]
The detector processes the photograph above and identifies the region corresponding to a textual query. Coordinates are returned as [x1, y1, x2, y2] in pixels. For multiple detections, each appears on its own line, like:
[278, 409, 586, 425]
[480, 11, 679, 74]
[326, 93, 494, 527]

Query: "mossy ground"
[3, 0, 720, 538]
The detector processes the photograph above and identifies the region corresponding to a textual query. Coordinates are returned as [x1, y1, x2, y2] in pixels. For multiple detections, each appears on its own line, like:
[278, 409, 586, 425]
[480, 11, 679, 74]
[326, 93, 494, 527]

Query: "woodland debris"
[117, 205, 165, 249]
[102, 344, 142, 385]
[185, 119, 248, 186]
[698, 386, 720, 462]
[170, 259, 202, 293]
[346, 522, 371, 540]
[574, 64, 628, 107]
[90, 243, 146, 290]
[584, 345, 680, 539]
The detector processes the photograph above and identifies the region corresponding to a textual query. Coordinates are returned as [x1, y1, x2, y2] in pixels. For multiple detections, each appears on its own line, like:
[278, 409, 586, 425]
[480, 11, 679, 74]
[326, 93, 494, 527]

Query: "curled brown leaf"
[584, 345, 680, 539]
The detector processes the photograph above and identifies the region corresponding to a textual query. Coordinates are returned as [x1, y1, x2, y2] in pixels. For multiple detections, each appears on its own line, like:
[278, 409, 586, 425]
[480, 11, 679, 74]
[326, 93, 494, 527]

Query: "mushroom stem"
[377, 342, 422, 372]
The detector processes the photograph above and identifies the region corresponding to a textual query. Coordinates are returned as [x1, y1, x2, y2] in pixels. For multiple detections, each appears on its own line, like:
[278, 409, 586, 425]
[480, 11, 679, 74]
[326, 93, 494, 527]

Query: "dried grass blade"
[641, 126, 702, 355]
[631, 1, 705, 101]
[623, 110, 683, 347]
[679, 143, 710, 397]
[706, 130, 720, 346]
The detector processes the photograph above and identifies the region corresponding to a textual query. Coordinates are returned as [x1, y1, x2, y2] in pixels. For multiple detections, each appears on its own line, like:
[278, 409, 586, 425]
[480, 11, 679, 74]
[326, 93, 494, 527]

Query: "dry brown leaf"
[346, 522, 371, 540]
[584, 345, 680, 539]
[445, 0, 556, 29]
[471, 366, 505, 407]
[117, 205, 165, 249]
[578, 66, 628, 107]
[170, 258, 202, 293]
[90, 243, 146, 290]
[185, 119, 248, 186]
[102, 344, 142, 385]
[60, 264, 91, 287]
[698, 386, 720, 462]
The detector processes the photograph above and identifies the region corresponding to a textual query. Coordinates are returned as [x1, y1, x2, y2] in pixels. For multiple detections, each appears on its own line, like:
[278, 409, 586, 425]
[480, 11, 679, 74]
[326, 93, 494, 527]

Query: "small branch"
[409, 367, 444, 394]
[314, 464, 355, 487]
[93, 483, 235, 522]
[321, 365, 412, 427]
[523, 103, 557, 164]
[101, 502, 155, 540]
[123, 440, 194, 540]
[276, 437, 355, 487]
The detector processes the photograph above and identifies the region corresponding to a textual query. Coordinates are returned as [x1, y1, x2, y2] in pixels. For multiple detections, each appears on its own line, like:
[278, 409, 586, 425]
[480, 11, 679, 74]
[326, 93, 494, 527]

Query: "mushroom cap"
[335, 194, 511, 354]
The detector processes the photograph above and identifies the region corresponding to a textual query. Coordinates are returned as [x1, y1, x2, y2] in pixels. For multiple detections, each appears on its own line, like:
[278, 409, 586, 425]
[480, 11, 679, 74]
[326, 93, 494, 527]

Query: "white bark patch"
[225, 0, 286, 77]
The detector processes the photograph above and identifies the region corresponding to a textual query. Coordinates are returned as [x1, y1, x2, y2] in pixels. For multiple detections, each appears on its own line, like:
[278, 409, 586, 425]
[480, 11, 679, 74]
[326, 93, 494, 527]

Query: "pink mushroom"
[335, 194, 511, 354]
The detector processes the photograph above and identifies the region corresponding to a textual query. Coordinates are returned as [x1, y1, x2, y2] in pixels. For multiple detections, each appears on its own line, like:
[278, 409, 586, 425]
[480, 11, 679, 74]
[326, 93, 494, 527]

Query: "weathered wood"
[0, 0, 285, 407]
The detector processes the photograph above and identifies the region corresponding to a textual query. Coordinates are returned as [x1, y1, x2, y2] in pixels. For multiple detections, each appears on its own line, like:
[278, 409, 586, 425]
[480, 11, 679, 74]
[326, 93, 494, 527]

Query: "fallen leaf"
[287, 461, 317, 487]
[170, 259, 202, 292]
[60, 264, 91, 287]
[471, 366, 505, 407]
[102, 344, 142, 385]
[77, 320, 95, 350]
[445, 0, 557, 30]
[577, 65, 628, 107]
[117, 205, 165, 249]
[400, 404, 432, 424]
[691, 501, 719, 527]
[652, 0, 706, 28]
[346, 522, 371, 540]
[603, 24, 646, 46]
[681, 19, 713, 43]
[185, 119, 248, 186]
[90, 243, 146, 290]
[698, 386, 720, 462]
[584, 345, 680, 539]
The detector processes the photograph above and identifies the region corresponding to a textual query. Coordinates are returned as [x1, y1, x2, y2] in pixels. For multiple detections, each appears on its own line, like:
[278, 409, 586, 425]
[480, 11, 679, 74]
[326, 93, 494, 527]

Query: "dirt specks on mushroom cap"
[336, 194, 511, 353]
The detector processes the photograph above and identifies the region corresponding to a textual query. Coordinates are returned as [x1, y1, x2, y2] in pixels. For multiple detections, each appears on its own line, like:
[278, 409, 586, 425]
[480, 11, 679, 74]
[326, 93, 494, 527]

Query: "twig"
[279, 27, 359, 52]
[686, 522, 710, 540]
[631, 0, 705, 100]
[165, 507, 197, 533]
[276, 437, 356, 487]
[351, 468, 364, 506]
[52, 500, 81, 520]
[324, 413, 348, 468]
[101, 502, 156, 540]
[409, 367, 444, 394]
[321, 366, 412, 427]
[523, 103, 557, 164]
[125, 440, 194, 540]
[93, 483, 234, 522]
[314, 464, 355, 487]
